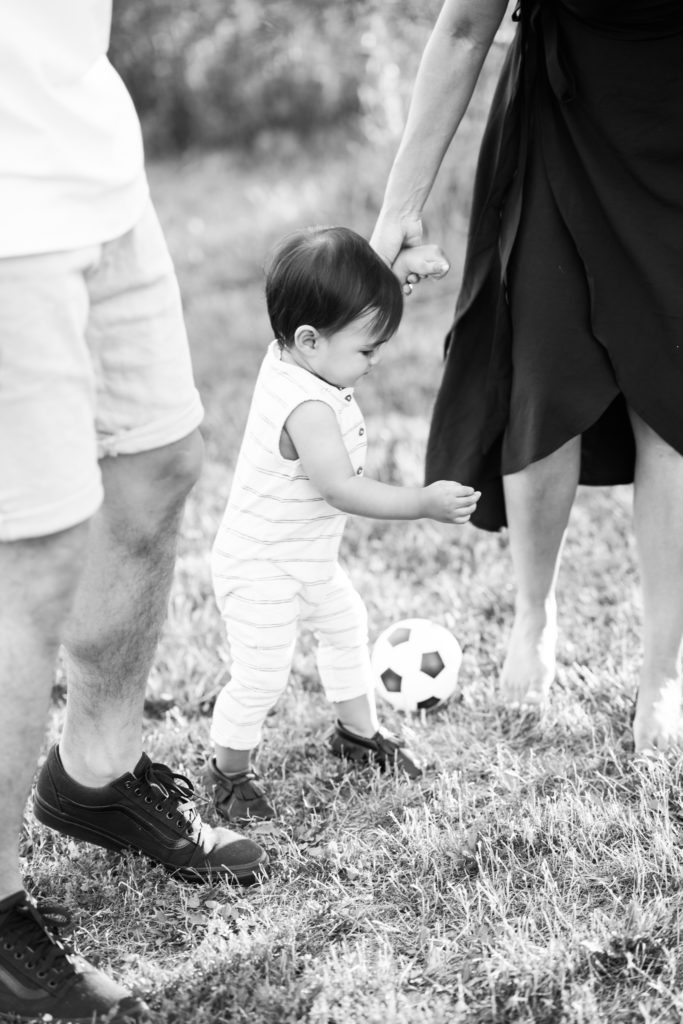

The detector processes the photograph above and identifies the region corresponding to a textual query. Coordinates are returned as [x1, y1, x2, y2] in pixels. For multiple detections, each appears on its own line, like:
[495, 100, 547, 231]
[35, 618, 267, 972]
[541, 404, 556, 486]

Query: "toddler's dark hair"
[265, 226, 403, 348]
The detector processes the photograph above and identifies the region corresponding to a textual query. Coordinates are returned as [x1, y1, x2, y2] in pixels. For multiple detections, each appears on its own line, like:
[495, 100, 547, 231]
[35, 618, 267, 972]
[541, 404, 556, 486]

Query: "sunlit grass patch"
[23, 138, 683, 1023]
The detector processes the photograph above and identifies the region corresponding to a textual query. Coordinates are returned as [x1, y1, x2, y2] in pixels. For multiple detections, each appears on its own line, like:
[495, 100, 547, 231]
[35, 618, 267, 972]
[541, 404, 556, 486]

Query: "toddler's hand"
[421, 481, 480, 524]
[392, 244, 450, 296]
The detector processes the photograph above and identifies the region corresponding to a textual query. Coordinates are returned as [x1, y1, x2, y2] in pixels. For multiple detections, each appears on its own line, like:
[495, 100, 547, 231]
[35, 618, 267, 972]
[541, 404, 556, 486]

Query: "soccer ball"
[371, 618, 462, 713]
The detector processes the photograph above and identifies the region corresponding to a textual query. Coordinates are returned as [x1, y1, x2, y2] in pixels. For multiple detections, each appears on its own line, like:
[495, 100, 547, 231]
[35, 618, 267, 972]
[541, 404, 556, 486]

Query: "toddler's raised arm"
[284, 400, 479, 524]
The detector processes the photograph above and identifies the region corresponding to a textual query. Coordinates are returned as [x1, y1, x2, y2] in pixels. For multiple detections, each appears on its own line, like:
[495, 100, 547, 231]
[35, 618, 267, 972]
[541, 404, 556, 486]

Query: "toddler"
[207, 226, 479, 822]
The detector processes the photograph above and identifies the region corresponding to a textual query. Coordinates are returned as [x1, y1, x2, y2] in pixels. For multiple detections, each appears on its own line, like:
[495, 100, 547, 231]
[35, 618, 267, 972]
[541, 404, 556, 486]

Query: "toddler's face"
[315, 312, 387, 388]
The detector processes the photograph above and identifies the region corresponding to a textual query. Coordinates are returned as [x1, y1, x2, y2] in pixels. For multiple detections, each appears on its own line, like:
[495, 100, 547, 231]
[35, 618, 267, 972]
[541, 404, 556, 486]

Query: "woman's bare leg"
[629, 410, 683, 752]
[500, 437, 581, 704]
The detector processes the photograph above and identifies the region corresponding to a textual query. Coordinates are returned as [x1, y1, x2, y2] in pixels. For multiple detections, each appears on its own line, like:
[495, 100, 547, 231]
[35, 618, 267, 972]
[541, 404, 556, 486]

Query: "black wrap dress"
[424, 0, 683, 531]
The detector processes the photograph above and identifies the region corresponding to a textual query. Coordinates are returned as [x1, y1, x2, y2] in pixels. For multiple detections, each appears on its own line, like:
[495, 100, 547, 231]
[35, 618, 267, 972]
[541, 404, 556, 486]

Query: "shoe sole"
[0, 995, 150, 1023]
[33, 793, 269, 885]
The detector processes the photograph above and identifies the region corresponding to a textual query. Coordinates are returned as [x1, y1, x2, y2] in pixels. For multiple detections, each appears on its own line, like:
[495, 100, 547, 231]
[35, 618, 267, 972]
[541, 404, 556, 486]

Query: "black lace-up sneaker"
[0, 890, 148, 1022]
[207, 760, 276, 823]
[33, 745, 268, 884]
[328, 721, 424, 779]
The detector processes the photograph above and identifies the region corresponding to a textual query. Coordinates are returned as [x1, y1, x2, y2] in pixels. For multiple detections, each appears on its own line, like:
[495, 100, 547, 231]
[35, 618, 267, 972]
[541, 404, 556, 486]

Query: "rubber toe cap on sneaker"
[186, 828, 269, 883]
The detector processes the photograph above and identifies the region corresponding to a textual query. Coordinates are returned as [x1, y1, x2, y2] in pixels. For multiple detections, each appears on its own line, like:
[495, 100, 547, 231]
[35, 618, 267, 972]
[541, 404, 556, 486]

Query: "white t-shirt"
[0, 0, 148, 257]
[212, 341, 368, 591]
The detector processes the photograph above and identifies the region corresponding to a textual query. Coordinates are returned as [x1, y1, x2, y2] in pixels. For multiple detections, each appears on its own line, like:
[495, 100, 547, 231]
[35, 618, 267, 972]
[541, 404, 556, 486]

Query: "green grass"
[26, 94, 683, 1024]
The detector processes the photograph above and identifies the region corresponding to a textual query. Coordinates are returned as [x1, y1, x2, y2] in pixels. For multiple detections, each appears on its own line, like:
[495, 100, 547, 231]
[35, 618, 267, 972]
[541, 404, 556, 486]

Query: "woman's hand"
[370, 212, 424, 269]
[371, 215, 449, 296]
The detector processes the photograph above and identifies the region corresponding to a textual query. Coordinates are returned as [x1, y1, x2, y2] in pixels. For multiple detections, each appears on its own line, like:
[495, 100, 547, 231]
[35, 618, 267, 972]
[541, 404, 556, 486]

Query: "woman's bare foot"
[499, 600, 558, 706]
[632, 676, 682, 753]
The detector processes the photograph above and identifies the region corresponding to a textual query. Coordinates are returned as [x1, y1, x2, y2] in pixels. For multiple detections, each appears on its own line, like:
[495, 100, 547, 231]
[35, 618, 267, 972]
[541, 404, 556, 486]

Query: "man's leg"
[500, 436, 581, 704]
[629, 410, 683, 751]
[0, 525, 150, 1021]
[59, 431, 203, 784]
[34, 430, 268, 883]
[0, 526, 88, 900]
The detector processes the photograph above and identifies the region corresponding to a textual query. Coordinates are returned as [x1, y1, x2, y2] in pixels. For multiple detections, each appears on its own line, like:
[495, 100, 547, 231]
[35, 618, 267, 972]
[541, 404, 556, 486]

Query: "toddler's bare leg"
[334, 693, 380, 739]
[214, 746, 252, 774]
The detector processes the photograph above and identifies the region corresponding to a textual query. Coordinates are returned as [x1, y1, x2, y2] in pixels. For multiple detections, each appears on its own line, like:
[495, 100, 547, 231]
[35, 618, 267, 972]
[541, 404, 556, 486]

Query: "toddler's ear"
[293, 325, 320, 351]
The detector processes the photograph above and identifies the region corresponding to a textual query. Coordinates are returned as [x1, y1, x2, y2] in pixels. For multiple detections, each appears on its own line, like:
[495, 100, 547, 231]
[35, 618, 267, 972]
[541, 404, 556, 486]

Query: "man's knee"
[101, 429, 204, 548]
[142, 428, 204, 506]
[0, 524, 90, 645]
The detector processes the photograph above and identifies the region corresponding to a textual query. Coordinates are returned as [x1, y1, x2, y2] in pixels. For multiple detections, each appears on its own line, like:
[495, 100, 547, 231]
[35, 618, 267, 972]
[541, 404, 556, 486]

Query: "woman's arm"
[285, 400, 479, 524]
[371, 0, 510, 265]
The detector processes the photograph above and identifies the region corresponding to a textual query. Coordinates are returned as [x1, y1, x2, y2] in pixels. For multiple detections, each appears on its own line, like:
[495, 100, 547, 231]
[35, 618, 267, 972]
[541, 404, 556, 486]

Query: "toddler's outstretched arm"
[285, 400, 479, 524]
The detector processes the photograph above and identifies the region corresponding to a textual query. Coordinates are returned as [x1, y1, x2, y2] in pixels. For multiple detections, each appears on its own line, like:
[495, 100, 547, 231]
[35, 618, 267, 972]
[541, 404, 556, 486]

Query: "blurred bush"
[109, 0, 442, 153]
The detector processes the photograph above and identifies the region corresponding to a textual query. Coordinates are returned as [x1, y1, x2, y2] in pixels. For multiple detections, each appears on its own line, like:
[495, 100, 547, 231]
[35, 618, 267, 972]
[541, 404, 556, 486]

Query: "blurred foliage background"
[109, 0, 515, 451]
[109, 0, 447, 154]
